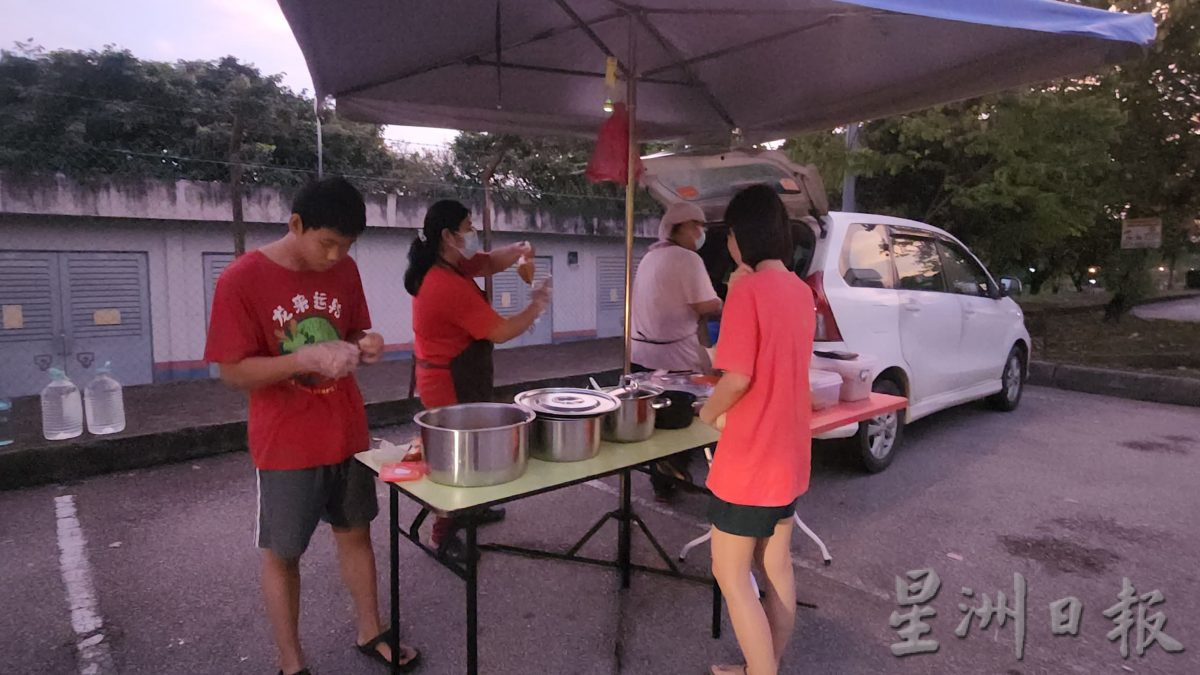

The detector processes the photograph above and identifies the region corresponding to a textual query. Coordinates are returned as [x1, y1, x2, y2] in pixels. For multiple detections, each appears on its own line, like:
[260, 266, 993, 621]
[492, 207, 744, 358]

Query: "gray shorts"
[255, 457, 380, 559]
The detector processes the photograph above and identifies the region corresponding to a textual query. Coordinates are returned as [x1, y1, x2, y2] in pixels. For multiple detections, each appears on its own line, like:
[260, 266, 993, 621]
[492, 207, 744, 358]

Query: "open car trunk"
[641, 149, 830, 299]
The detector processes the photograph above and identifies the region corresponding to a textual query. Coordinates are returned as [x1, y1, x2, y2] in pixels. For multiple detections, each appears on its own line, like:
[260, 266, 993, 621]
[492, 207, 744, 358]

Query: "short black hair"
[724, 184, 793, 268]
[291, 176, 367, 238]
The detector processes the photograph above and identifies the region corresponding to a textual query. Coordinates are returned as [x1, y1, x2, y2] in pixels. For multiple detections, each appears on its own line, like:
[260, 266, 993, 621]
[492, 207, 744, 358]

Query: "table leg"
[712, 579, 722, 639]
[618, 470, 632, 589]
[465, 522, 479, 675]
[389, 489, 401, 674]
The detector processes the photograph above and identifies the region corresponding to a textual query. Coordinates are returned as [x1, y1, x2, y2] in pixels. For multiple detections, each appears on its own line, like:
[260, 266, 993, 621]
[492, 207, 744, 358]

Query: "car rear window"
[840, 223, 894, 289]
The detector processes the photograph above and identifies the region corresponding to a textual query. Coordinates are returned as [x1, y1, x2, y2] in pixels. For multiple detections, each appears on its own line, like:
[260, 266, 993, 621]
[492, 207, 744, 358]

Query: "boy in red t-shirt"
[205, 178, 419, 675]
[699, 185, 815, 675]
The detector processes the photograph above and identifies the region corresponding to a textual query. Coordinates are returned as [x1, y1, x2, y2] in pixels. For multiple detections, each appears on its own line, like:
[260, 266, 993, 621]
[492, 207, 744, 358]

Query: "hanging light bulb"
[603, 56, 618, 114]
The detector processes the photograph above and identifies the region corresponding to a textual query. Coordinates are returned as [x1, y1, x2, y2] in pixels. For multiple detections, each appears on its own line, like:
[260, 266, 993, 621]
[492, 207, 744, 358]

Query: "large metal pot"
[603, 383, 671, 443]
[414, 403, 534, 487]
[515, 388, 621, 462]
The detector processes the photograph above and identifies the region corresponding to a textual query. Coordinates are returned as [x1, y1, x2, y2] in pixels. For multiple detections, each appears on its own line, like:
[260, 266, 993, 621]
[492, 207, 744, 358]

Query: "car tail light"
[805, 271, 843, 342]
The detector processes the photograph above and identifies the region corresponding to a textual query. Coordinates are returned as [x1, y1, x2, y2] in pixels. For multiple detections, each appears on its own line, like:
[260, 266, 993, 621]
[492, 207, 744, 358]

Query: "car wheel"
[988, 346, 1025, 412]
[851, 379, 905, 473]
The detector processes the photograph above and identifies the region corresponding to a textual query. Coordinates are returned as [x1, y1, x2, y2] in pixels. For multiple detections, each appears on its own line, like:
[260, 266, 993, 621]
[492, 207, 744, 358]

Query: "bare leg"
[261, 550, 305, 675]
[332, 525, 386, 649]
[711, 527, 777, 675]
[754, 518, 797, 667]
[332, 525, 420, 665]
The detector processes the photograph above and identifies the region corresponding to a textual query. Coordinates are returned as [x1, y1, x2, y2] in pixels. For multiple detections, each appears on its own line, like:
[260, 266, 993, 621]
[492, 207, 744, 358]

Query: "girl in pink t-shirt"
[699, 184, 815, 675]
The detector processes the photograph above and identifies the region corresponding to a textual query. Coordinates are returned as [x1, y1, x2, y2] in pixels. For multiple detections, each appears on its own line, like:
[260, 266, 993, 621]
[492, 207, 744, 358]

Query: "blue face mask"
[695, 230, 706, 251]
[459, 230, 481, 258]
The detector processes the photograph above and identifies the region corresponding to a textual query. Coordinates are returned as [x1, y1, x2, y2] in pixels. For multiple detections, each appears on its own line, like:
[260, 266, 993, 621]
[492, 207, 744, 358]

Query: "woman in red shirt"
[405, 199, 551, 562]
[699, 185, 815, 675]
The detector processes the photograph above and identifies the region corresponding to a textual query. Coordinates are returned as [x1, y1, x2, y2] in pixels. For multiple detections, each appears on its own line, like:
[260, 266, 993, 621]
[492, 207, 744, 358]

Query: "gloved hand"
[530, 276, 553, 313]
[294, 340, 361, 380]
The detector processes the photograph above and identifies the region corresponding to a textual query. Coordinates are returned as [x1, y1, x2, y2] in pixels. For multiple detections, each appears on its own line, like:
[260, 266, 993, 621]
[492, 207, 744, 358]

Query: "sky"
[0, 0, 459, 150]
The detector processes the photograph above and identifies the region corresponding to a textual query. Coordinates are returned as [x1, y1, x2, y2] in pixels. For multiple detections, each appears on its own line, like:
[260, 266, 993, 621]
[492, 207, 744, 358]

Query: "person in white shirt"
[631, 202, 723, 501]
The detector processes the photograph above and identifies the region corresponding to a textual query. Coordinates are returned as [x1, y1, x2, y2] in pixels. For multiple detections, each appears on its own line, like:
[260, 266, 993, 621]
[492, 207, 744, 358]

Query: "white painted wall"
[1, 217, 650, 378]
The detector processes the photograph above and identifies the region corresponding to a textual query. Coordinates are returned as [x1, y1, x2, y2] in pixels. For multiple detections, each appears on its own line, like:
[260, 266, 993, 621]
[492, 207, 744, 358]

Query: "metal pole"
[618, 470, 632, 589]
[841, 121, 858, 212]
[622, 14, 638, 376]
[465, 523, 479, 675]
[315, 98, 325, 179]
[389, 490, 400, 673]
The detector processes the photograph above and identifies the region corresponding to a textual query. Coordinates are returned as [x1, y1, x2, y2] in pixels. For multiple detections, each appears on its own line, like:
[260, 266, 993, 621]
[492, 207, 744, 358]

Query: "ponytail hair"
[405, 199, 470, 295]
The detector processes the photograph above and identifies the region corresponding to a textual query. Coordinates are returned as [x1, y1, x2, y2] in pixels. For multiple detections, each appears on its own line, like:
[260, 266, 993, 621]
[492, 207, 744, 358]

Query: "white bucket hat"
[658, 202, 706, 241]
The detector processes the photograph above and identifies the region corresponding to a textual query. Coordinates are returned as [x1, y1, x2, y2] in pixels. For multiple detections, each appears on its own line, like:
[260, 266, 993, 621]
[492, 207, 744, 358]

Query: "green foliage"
[445, 132, 656, 217]
[0, 44, 398, 188]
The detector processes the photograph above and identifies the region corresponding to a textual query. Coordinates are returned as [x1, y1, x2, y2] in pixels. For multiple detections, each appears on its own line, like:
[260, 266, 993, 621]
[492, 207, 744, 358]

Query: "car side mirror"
[998, 276, 1022, 298]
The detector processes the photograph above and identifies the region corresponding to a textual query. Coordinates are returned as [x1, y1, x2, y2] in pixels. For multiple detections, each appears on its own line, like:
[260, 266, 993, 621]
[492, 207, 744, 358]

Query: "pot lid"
[607, 383, 665, 400]
[515, 388, 620, 416]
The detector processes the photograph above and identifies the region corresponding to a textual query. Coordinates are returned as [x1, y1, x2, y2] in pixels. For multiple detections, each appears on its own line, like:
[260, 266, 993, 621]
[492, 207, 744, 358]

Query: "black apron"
[409, 268, 496, 403]
[449, 339, 494, 403]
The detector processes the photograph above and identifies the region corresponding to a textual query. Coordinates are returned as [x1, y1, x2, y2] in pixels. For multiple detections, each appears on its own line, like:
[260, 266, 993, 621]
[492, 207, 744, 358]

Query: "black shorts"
[255, 457, 379, 559]
[707, 495, 796, 538]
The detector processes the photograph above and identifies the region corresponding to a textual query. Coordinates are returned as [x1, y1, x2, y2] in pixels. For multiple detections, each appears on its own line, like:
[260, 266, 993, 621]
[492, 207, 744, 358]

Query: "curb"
[0, 369, 622, 491]
[1028, 360, 1200, 408]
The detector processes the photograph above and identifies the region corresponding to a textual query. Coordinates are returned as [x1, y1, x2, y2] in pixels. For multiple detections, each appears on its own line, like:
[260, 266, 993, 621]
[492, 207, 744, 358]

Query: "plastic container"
[84, 362, 126, 435]
[41, 368, 83, 441]
[0, 398, 12, 447]
[810, 369, 843, 411]
[812, 352, 878, 402]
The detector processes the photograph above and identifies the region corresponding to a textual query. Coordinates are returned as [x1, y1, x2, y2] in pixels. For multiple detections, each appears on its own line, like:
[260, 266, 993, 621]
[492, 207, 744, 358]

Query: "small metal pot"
[414, 403, 534, 487]
[655, 390, 698, 430]
[530, 414, 603, 462]
[603, 384, 671, 443]
[515, 388, 621, 462]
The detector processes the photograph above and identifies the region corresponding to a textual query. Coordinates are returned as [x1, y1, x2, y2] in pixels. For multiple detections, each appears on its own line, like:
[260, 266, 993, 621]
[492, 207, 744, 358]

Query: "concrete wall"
[0, 173, 658, 238]
[0, 176, 656, 383]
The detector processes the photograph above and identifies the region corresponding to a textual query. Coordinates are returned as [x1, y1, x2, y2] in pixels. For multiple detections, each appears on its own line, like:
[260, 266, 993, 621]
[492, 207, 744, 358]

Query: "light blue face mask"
[695, 230, 706, 251]
[459, 230, 481, 258]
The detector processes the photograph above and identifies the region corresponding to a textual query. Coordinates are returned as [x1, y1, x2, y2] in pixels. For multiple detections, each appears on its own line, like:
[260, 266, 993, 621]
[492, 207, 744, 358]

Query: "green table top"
[356, 424, 720, 515]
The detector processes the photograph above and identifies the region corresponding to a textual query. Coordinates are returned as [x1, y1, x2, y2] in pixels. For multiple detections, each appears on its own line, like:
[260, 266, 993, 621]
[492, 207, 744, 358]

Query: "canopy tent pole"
[314, 98, 324, 179]
[622, 14, 638, 377]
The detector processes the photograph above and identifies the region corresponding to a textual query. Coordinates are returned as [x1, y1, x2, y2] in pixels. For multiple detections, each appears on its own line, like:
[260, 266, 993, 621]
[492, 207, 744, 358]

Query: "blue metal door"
[59, 252, 153, 390]
[0, 252, 65, 398]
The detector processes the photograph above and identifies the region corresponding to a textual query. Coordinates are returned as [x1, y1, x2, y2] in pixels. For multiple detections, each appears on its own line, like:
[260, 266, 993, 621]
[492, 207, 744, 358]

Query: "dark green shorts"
[708, 495, 797, 538]
[255, 457, 379, 559]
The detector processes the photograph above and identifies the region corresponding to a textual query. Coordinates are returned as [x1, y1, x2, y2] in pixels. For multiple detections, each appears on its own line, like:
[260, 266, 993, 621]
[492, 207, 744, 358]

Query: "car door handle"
[904, 303, 921, 313]
[963, 308, 977, 317]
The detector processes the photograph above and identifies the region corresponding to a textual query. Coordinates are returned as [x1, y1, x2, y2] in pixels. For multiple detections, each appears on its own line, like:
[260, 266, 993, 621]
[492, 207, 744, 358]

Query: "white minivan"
[642, 150, 1031, 472]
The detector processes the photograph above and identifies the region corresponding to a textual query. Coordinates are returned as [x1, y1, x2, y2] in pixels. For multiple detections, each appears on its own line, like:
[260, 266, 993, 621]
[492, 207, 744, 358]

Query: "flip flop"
[357, 627, 421, 672]
[277, 670, 312, 675]
[708, 665, 748, 675]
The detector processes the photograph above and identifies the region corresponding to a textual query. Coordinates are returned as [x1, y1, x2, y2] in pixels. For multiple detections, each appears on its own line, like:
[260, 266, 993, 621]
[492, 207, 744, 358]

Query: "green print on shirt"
[275, 316, 343, 388]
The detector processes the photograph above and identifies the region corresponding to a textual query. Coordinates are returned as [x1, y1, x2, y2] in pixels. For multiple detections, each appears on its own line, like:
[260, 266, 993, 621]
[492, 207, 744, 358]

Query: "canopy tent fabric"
[279, 0, 1155, 144]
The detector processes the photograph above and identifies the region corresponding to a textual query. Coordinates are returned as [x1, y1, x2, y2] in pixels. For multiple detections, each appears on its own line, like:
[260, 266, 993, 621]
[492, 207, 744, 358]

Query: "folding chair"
[678, 448, 832, 567]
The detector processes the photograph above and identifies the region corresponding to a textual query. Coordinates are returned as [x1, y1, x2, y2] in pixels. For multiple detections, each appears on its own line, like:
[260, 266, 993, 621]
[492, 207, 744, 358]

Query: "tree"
[446, 132, 647, 218]
[0, 45, 398, 188]
[841, 86, 1123, 291]
[1105, 1, 1200, 290]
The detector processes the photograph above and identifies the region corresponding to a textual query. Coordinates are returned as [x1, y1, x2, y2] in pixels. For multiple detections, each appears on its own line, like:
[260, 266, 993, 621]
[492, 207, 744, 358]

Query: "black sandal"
[357, 628, 421, 672]
[277, 670, 312, 675]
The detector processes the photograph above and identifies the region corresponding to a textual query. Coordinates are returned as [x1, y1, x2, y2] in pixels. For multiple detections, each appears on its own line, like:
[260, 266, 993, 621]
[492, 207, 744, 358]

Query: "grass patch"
[1032, 309, 1200, 380]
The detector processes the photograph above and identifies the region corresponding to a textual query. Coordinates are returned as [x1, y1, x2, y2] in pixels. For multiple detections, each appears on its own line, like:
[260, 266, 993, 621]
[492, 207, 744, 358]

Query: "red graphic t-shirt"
[412, 261, 503, 408]
[204, 251, 372, 470]
[707, 270, 815, 507]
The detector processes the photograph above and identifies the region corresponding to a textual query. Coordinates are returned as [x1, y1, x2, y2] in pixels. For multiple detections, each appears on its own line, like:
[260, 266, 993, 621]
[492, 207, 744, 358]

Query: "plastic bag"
[585, 102, 643, 185]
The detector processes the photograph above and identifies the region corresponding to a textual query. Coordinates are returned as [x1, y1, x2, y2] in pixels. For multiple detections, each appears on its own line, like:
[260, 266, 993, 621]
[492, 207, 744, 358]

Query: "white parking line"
[54, 495, 115, 675]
